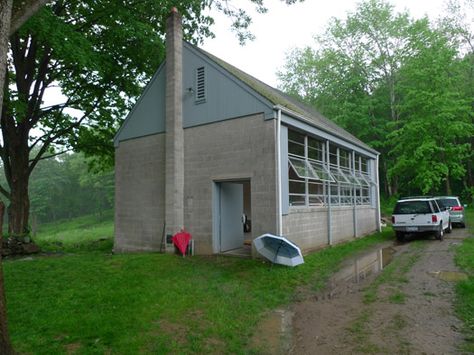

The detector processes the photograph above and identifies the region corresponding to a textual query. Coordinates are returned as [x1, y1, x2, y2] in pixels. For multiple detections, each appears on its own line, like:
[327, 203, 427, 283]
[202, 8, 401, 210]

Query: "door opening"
[214, 180, 251, 255]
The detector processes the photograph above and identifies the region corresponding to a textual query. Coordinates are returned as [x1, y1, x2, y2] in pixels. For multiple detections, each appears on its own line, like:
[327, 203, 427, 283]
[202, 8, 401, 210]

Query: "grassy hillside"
[34, 210, 114, 252]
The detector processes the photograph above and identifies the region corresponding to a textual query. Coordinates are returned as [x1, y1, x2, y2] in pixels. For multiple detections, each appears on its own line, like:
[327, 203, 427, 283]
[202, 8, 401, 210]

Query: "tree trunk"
[0, 202, 14, 354]
[0, 0, 14, 120]
[7, 147, 30, 237]
[445, 174, 452, 196]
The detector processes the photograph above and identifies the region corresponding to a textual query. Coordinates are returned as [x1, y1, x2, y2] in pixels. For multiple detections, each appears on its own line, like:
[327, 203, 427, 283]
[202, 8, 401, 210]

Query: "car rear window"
[393, 201, 432, 214]
[436, 198, 459, 208]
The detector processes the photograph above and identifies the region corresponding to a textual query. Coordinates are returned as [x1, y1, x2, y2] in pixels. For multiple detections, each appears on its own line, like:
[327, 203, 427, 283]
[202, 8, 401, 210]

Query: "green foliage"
[278, 0, 474, 197]
[0, 152, 114, 224]
[34, 210, 114, 252]
[4, 227, 392, 353]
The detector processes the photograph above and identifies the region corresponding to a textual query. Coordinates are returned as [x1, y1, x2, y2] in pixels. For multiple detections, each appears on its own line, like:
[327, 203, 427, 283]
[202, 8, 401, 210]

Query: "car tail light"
[451, 206, 463, 211]
[391, 216, 395, 223]
[432, 215, 438, 223]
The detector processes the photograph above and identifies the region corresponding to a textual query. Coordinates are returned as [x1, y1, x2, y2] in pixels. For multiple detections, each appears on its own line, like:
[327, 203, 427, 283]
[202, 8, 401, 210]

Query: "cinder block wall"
[356, 207, 377, 236]
[283, 205, 378, 253]
[282, 208, 328, 252]
[183, 114, 277, 254]
[114, 134, 166, 252]
[331, 207, 355, 244]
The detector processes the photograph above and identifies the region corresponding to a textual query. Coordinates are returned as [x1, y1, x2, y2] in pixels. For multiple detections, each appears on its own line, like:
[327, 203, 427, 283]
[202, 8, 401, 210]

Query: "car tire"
[436, 224, 444, 241]
[446, 220, 452, 234]
[396, 231, 405, 242]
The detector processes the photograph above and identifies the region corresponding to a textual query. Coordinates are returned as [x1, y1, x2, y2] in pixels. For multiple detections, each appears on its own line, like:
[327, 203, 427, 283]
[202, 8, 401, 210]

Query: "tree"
[278, 0, 414, 196]
[1, 0, 304, 238]
[388, 22, 472, 194]
[278, 0, 474, 198]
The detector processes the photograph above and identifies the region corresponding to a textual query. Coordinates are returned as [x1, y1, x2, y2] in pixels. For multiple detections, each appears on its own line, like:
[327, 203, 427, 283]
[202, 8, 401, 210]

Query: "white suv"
[392, 197, 452, 242]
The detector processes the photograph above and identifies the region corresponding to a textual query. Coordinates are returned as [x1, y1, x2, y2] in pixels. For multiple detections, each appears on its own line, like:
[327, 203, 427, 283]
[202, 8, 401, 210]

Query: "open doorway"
[214, 180, 251, 256]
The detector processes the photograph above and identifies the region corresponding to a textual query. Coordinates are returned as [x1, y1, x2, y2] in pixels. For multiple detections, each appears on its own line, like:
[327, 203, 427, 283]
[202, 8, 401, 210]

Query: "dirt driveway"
[291, 227, 470, 354]
[252, 227, 471, 354]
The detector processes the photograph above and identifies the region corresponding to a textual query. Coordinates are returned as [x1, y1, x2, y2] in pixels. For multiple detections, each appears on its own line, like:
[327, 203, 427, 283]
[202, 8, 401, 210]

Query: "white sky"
[202, 0, 448, 88]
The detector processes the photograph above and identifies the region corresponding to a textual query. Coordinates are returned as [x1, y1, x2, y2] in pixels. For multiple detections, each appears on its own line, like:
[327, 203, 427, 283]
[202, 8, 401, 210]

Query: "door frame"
[212, 178, 251, 254]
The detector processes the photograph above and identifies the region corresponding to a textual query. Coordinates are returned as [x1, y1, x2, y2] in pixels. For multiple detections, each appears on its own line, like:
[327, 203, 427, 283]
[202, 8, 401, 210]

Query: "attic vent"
[195, 66, 206, 103]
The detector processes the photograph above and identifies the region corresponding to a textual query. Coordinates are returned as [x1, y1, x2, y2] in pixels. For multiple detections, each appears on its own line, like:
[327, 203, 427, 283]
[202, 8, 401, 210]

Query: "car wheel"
[396, 231, 405, 242]
[436, 224, 444, 241]
[446, 220, 452, 234]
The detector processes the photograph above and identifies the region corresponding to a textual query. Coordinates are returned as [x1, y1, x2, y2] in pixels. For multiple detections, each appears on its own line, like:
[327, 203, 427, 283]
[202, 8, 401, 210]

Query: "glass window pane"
[288, 130, 305, 144]
[289, 157, 318, 180]
[330, 168, 350, 184]
[289, 180, 306, 194]
[289, 195, 305, 206]
[309, 195, 325, 205]
[288, 141, 305, 157]
[308, 182, 323, 195]
[308, 161, 334, 182]
[339, 149, 350, 168]
[341, 169, 359, 185]
[354, 171, 370, 187]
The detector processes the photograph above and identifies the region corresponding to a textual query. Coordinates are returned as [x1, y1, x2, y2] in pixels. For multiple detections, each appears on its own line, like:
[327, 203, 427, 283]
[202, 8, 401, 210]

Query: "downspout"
[375, 154, 382, 232]
[352, 150, 357, 238]
[326, 140, 332, 245]
[277, 109, 283, 235]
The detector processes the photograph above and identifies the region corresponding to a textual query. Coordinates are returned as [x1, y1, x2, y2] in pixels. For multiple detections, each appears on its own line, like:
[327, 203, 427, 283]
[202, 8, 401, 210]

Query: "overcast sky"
[202, 0, 449, 88]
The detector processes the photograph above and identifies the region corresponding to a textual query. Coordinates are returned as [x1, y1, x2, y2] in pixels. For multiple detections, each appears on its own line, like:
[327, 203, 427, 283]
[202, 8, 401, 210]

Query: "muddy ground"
[252, 226, 471, 354]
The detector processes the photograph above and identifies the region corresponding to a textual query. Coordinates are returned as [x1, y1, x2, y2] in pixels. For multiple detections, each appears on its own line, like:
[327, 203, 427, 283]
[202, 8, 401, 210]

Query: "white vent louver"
[195, 66, 206, 103]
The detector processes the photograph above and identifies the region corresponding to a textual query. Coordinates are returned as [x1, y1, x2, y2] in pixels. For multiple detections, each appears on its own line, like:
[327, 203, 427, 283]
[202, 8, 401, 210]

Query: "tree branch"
[9, 0, 51, 36]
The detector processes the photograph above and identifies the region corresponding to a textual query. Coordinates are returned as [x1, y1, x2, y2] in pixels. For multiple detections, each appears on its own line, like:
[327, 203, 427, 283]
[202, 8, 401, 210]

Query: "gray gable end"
[114, 42, 275, 146]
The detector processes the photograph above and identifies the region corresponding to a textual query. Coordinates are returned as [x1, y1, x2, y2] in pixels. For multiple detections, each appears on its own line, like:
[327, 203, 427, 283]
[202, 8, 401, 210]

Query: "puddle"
[315, 246, 397, 300]
[428, 271, 468, 282]
[249, 309, 293, 354]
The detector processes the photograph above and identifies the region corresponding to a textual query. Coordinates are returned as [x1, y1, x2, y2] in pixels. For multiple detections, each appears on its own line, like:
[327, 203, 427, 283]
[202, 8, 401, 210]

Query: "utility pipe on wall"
[276, 109, 283, 235]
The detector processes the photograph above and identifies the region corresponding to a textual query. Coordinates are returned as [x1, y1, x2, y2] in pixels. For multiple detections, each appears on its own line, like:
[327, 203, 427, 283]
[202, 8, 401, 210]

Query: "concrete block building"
[114, 9, 381, 256]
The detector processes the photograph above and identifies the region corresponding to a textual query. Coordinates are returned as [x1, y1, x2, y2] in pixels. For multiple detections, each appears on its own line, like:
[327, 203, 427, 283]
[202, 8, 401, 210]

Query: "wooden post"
[0, 201, 14, 354]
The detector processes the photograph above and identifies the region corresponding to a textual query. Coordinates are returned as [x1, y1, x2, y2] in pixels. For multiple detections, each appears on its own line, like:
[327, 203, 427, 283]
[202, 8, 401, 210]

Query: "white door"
[220, 183, 244, 251]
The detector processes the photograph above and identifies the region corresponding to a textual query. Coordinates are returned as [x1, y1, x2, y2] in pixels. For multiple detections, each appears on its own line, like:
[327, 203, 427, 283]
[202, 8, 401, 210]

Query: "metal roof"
[189, 43, 378, 154]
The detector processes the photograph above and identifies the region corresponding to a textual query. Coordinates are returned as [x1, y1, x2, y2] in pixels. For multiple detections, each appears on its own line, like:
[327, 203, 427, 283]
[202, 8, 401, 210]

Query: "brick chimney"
[165, 7, 184, 240]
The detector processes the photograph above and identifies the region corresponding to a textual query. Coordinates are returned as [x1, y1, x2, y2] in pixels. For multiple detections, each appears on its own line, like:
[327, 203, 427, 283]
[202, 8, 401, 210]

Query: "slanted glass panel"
[341, 168, 360, 185]
[354, 171, 370, 187]
[308, 161, 335, 182]
[330, 168, 351, 184]
[289, 157, 318, 180]
[308, 137, 324, 162]
[362, 173, 375, 185]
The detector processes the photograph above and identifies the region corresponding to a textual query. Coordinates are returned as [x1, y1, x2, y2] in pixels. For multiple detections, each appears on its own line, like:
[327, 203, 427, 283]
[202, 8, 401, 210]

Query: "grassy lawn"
[33, 211, 114, 252]
[455, 206, 474, 353]
[4, 218, 394, 354]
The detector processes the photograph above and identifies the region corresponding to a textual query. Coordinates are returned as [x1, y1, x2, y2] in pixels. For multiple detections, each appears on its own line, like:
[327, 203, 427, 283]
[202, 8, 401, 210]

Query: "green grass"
[4, 220, 394, 354]
[33, 211, 114, 252]
[454, 207, 474, 353]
